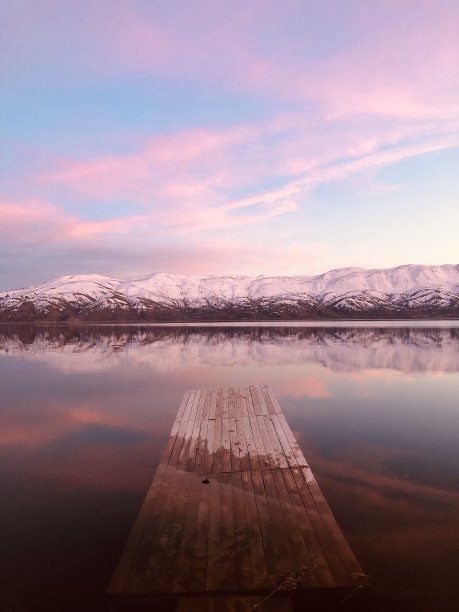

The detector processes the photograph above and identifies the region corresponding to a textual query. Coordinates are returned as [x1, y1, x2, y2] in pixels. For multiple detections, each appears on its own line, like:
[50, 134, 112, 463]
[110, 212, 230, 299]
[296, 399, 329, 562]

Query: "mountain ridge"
[1, 264, 458, 322]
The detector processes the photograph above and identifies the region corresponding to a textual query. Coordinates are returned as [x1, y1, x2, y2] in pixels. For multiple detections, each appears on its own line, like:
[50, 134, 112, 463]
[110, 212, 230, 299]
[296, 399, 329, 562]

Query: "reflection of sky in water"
[1, 325, 458, 611]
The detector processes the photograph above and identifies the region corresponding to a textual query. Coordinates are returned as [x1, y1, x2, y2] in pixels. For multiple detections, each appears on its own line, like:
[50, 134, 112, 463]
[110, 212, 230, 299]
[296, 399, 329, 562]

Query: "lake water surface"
[1, 323, 459, 611]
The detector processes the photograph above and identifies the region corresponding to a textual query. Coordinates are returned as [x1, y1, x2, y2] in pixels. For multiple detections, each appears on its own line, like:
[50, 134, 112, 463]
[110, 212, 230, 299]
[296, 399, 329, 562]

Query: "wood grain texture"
[108, 385, 362, 596]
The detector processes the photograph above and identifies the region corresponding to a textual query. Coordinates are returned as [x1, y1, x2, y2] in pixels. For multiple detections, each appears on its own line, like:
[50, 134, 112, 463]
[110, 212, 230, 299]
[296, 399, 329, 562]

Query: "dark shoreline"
[1, 317, 459, 325]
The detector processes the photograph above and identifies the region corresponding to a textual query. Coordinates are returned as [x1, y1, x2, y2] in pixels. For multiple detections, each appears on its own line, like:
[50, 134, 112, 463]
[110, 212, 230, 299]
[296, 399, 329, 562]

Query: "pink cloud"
[0, 198, 73, 242]
[6, 1, 457, 122]
[37, 114, 458, 241]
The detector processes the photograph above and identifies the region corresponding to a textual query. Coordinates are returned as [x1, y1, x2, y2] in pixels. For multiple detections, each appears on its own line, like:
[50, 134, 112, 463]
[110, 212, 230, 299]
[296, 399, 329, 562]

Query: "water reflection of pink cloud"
[0, 398, 174, 448]
[309, 453, 459, 600]
[276, 375, 331, 399]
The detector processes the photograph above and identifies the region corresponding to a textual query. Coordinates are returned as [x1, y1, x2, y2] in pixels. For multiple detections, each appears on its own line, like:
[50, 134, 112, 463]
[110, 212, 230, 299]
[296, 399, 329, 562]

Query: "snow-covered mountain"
[1, 264, 458, 321]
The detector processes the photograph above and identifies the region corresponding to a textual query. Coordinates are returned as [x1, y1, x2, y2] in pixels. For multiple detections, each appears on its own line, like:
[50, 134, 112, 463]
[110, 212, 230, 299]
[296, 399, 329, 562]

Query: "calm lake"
[1, 323, 459, 611]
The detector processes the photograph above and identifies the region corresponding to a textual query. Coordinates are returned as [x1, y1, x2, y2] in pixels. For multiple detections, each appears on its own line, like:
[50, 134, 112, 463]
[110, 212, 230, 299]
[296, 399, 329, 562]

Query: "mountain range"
[1, 264, 458, 322]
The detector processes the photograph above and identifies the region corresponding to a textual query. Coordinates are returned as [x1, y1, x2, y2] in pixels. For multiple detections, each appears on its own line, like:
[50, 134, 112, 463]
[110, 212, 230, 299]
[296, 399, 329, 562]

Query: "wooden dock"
[109, 385, 362, 604]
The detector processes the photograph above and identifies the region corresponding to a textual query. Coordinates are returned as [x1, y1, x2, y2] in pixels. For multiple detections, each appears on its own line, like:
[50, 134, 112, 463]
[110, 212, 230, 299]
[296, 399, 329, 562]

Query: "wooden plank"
[159, 419, 181, 466]
[185, 389, 198, 422]
[281, 468, 334, 588]
[177, 419, 195, 469]
[169, 420, 189, 467]
[242, 415, 259, 471]
[201, 389, 211, 420]
[244, 386, 256, 417]
[195, 418, 209, 475]
[256, 414, 280, 470]
[239, 388, 249, 417]
[172, 472, 204, 592]
[249, 385, 264, 416]
[251, 469, 279, 583]
[176, 390, 192, 421]
[290, 466, 350, 585]
[140, 464, 188, 592]
[276, 412, 308, 467]
[271, 469, 317, 585]
[202, 419, 215, 475]
[254, 385, 273, 417]
[240, 470, 269, 589]
[182, 390, 197, 422]
[264, 416, 289, 469]
[108, 463, 170, 593]
[195, 389, 207, 421]
[229, 416, 241, 473]
[260, 385, 277, 416]
[156, 470, 196, 592]
[186, 417, 202, 472]
[228, 387, 235, 418]
[270, 414, 299, 468]
[233, 386, 241, 418]
[249, 416, 270, 470]
[231, 471, 253, 590]
[190, 478, 212, 591]
[216, 388, 223, 419]
[301, 466, 362, 577]
[222, 387, 230, 418]
[221, 417, 232, 473]
[264, 385, 284, 415]
[213, 418, 223, 474]
[206, 474, 223, 590]
[220, 472, 236, 589]
[235, 416, 251, 472]
[261, 469, 296, 578]
[209, 389, 217, 420]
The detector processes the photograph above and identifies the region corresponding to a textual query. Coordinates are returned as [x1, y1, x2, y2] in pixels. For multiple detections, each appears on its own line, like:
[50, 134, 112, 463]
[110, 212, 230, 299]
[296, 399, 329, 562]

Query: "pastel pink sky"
[1, 0, 458, 289]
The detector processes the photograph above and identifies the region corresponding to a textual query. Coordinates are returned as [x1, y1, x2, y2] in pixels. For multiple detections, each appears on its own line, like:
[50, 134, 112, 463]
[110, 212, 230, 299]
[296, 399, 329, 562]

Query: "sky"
[1, 0, 458, 290]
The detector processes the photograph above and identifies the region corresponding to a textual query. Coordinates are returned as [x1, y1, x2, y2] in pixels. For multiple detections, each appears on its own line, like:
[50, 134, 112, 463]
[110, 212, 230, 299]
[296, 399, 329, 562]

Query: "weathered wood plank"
[190, 477, 211, 591]
[213, 418, 223, 474]
[256, 414, 280, 470]
[176, 390, 192, 421]
[242, 415, 259, 470]
[290, 466, 351, 585]
[229, 416, 241, 473]
[172, 472, 203, 592]
[220, 472, 236, 589]
[239, 388, 249, 417]
[182, 390, 197, 422]
[264, 416, 289, 469]
[206, 475, 223, 590]
[186, 417, 202, 472]
[281, 467, 334, 587]
[202, 419, 214, 475]
[235, 416, 251, 472]
[231, 470, 253, 590]
[270, 414, 299, 468]
[222, 387, 230, 419]
[251, 469, 279, 583]
[240, 470, 270, 589]
[221, 417, 232, 473]
[140, 464, 188, 592]
[209, 389, 217, 420]
[276, 412, 309, 467]
[244, 386, 256, 417]
[301, 466, 362, 577]
[248, 416, 270, 470]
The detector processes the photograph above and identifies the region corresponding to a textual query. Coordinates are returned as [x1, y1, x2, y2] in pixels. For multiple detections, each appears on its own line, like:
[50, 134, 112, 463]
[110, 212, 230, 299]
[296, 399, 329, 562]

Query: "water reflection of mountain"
[1, 324, 458, 373]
